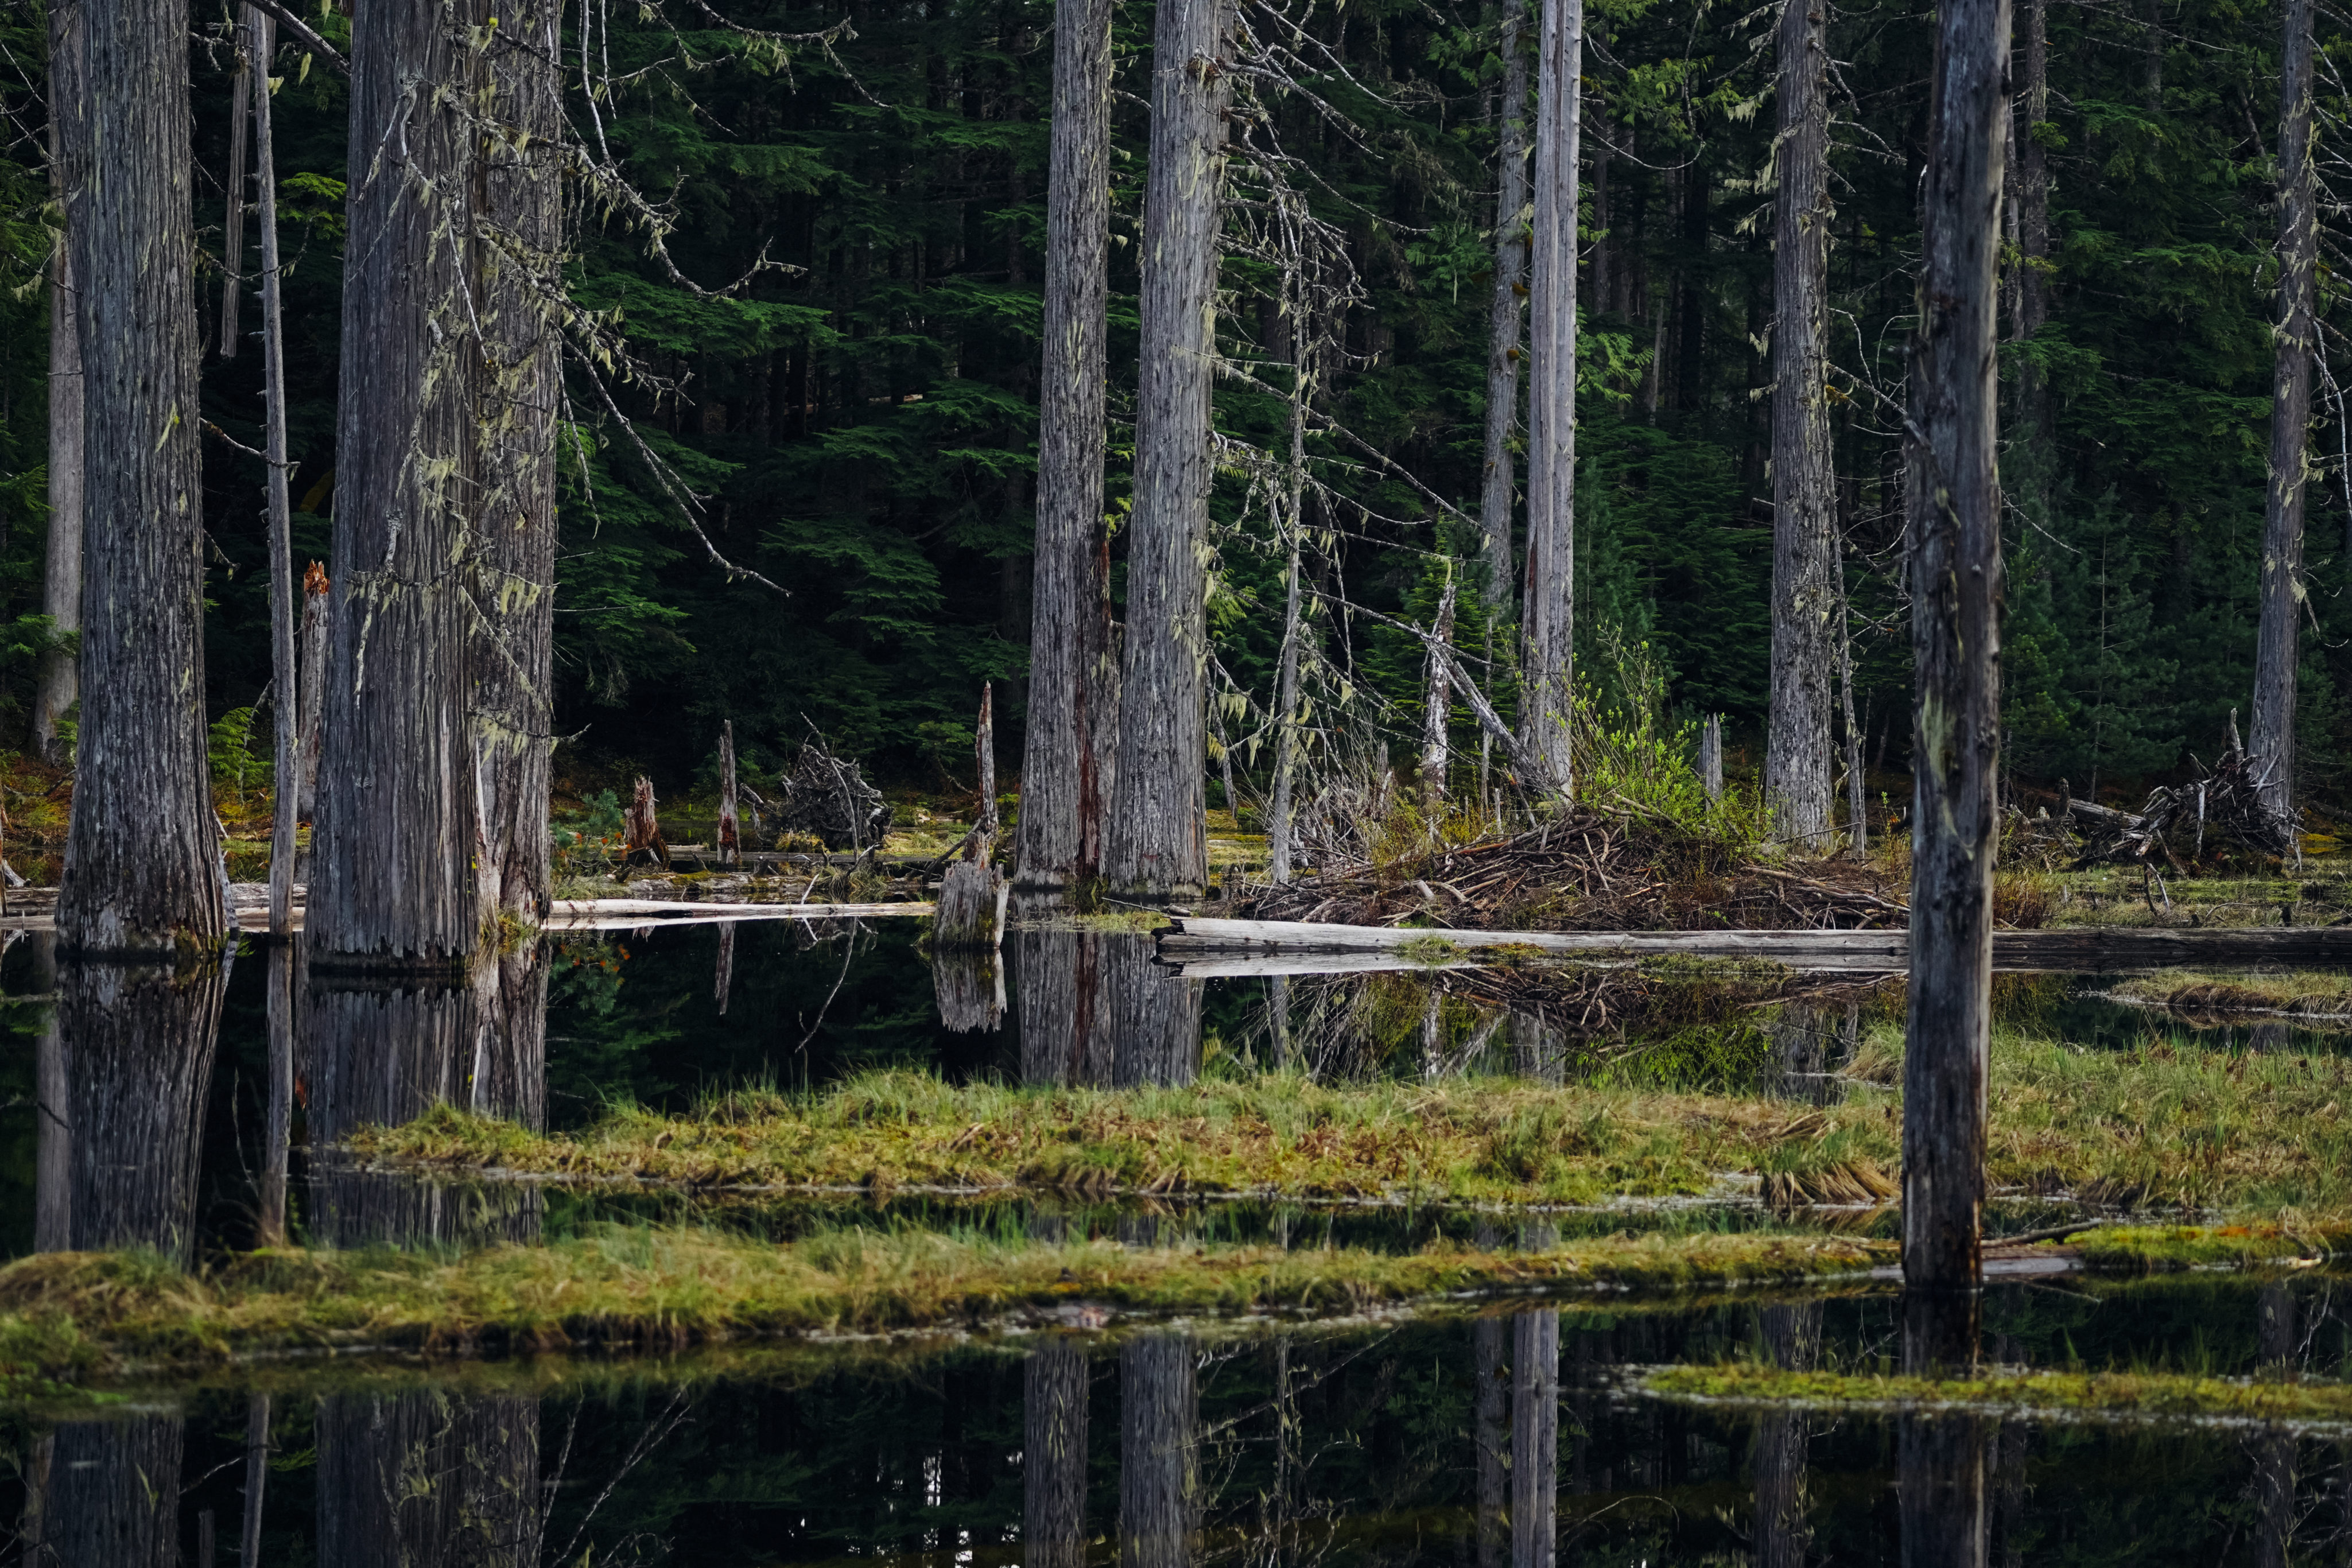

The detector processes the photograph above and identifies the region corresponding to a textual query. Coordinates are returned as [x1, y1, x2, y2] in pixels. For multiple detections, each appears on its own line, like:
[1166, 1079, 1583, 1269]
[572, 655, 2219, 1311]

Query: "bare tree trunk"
[1105, 0, 1234, 900]
[1699, 713, 1724, 801]
[1015, 0, 1117, 893]
[1903, 0, 2008, 1319]
[1025, 1343, 1090, 1568]
[2252, 0, 2317, 835]
[1017, 925, 1113, 1085]
[1763, 0, 1838, 850]
[1509, 1310, 1559, 1568]
[313, 0, 483, 968]
[1517, 0, 1582, 795]
[221, 15, 251, 359]
[718, 719, 740, 869]
[1267, 300, 1314, 885]
[57, 0, 226, 954]
[295, 561, 328, 888]
[1421, 577, 1458, 801]
[33, 3, 83, 770]
[1752, 1303, 1820, 1568]
[1478, 0, 1531, 619]
[1840, 552, 1868, 856]
[253, 7, 300, 937]
[473, 0, 562, 930]
[1120, 1333, 1198, 1568]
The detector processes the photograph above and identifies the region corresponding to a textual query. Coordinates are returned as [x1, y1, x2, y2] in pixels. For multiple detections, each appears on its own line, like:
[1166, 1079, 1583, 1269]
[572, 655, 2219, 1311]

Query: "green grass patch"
[2106, 969, 2352, 1018]
[0, 1227, 1885, 1391]
[1647, 1359, 2352, 1428]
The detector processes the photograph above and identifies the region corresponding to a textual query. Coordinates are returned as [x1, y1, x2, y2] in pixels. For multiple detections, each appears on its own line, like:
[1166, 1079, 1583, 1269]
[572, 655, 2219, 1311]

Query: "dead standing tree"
[310, 0, 484, 969]
[33, 0, 81, 771]
[1762, 0, 1839, 849]
[1105, 0, 1237, 902]
[2250, 0, 2318, 843]
[1517, 0, 1581, 796]
[57, 0, 227, 953]
[1478, 0, 1532, 621]
[1015, 0, 1119, 894]
[1903, 0, 2009, 1370]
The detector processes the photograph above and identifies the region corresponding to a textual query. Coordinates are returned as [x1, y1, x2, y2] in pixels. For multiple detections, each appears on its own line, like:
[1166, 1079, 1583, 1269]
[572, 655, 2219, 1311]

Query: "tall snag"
[1517, 0, 1582, 795]
[1015, 0, 1117, 893]
[57, 0, 226, 953]
[1106, 0, 1235, 899]
[1903, 0, 2008, 1364]
[1477, 0, 1532, 619]
[32, 0, 80, 770]
[251, 5, 300, 938]
[1763, 0, 1838, 849]
[2251, 0, 2317, 836]
[312, 0, 483, 968]
[473, 0, 564, 929]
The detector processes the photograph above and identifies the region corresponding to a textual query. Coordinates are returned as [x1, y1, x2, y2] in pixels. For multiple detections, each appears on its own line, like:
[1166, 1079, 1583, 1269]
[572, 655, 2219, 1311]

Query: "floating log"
[1159, 915, 2352, 971]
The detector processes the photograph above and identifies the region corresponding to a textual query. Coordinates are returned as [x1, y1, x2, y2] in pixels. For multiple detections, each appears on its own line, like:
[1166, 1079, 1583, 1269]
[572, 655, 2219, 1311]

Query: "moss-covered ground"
[1646, 1358, 2352, 1429]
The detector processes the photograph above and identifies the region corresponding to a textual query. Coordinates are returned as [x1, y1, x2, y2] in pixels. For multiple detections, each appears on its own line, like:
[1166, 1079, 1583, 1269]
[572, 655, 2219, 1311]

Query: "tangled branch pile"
[2058, 741, 2298, 871]
[1242, 806, 1906, 932]
[776, 735, 890, 851]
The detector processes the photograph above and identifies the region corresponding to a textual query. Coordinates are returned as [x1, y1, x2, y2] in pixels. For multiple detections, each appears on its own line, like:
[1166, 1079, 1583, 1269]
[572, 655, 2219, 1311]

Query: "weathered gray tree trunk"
[939, 685, 1010, 948]
[1517, 0, 1582, 794]
[1509, 1310, 1559, 1568]
[1478, 0, 1531, 618]
[1699, 713, 1724, 801]
[313, 0, 483, 968]
[2251, 0, 2317, 834]
[221, 14, 251, 359]
[473, 0, 562, 930]
[718, 720, 740, 868]
[1903, 0, 2008, 1323]
[1839, 555, 1868, 855]
[57, 0, 227, 954]
[295, 560, 329, 888]
[2014, 0, 2050, 346]
[1898, 1415, 1990, 1566]
[1763, 0, 1838, 850]
[1015, 0, 1117, 893]
[1025, 1342, 1091, 1568]
[1752, 1302, 1821, 1568]
[253, 7, 301, 937]
[1267, 303, 1314, 885]
[1105, 0, 1234, 899]
[1420, 578, 1458, 801]
[1472, 1314, 1507, 1568]
[32, 0, 82, 769]
[1120, 1333, 1198, 1568]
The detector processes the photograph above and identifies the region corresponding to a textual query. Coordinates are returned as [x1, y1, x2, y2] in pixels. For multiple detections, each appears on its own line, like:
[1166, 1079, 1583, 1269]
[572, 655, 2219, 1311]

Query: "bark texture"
[1015, 0, 1117, 892]
[1904, 0, 2008, 1305]
[1763, 0, 1838, 849]
[1509, 1310, 1559, 1568]
[1518, 0, 1582, 794]
[1106, 0, 1235, 899]
[1017, 923, 1113, 1085]
[313, 0, 483, 967]
[44, 1415, 184, 1568]
[47, 960, 227, 1261]
[33, 0, 81, 767]
[1478, 0, 1531, 618]
[1420, 578, 1458, 799]
[254, 7, 300, 936]
[718, 720, 740, 867]
[57, 0, 226, 954]
[473, 0, 562, 928]
[317, 1392, 542, 1567]
[1024, 1342, 1092, 1568]
[1897, 1415, 1989, 1568]
[1120, 1333, 1199, 1568]
[1752, 1302, 1822, 1568]
[2251, 0, 2317, 831]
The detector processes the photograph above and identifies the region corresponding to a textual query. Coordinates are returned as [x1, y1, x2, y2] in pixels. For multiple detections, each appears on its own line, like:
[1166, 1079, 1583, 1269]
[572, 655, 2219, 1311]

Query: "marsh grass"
[1647, 1358, 2352, 1429]
[365, 1011, 2352, 1219]
[0, 1225, 1888, 1390]
[2106, 968, 2352, 1018]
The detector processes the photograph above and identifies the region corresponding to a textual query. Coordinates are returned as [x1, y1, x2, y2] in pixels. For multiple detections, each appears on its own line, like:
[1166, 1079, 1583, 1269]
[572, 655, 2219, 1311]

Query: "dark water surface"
[5, 922, 2352, 1562]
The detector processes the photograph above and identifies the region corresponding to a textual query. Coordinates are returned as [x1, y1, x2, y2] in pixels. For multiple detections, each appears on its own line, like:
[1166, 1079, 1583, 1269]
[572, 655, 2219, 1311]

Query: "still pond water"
[3, 919, 2350, 1564]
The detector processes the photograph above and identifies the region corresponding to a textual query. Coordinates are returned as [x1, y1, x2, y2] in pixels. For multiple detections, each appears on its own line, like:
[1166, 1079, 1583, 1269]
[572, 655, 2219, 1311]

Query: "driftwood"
[1242, 806, 1906, 932]
[777, 730, 889, 850]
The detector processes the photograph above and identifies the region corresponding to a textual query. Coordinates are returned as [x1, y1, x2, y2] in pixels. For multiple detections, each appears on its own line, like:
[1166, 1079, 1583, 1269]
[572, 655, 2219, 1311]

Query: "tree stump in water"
[936, 857, 1008, 950]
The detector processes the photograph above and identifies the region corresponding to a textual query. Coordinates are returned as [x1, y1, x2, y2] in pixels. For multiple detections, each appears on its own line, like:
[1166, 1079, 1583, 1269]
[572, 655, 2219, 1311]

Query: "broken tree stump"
[620, 775, 669, 875]
[935, 684, 1007, 950]
[717, 720, 741, 870]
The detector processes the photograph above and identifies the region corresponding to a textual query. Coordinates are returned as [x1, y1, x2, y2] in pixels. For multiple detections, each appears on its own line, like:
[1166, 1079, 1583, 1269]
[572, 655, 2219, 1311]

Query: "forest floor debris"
[356, 1017, 2352, 1213]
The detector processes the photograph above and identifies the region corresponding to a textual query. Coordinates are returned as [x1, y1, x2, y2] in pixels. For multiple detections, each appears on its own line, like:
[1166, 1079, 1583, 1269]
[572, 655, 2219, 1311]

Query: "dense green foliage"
[0, 0, 2342, 810]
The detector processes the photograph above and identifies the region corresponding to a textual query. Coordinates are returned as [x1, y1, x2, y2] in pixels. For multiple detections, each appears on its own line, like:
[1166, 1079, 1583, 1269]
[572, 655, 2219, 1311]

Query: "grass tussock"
[1647, 1360, 2352, 1429]
[0, 1226, 1885, 1390]
[363, 1015, 2352, 1220]
[2109, 968, 2352, 1019]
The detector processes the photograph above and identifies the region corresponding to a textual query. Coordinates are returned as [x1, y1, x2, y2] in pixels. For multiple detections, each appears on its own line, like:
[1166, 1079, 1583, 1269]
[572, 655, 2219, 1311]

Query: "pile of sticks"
[1241, 808, 1907, 932]
[777, 734, 890, 851]
[2060, 740, 2298, 872]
